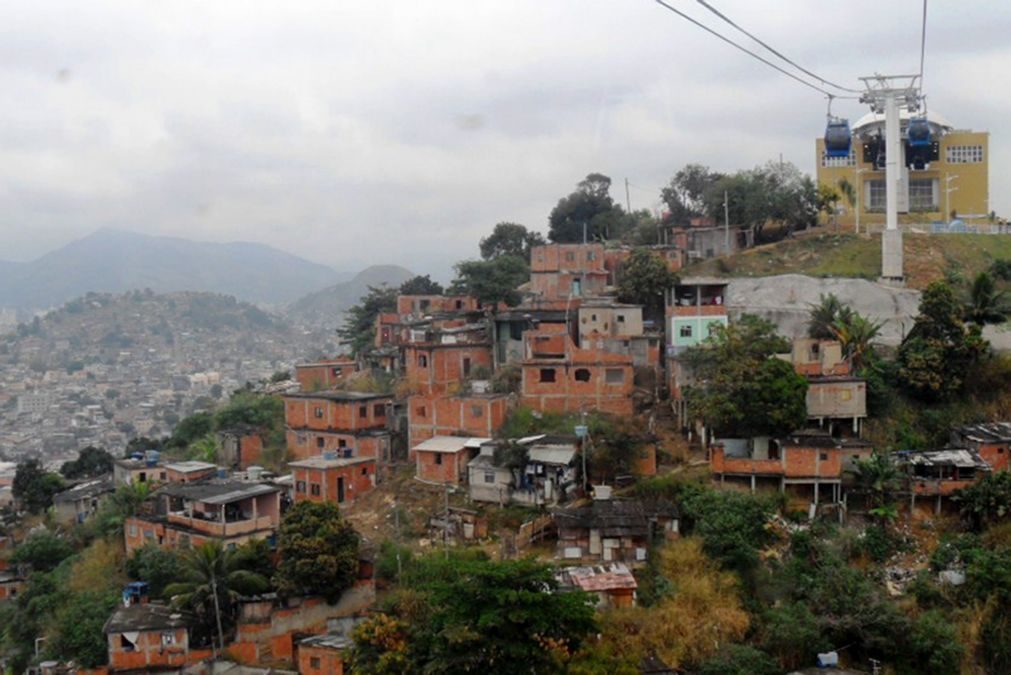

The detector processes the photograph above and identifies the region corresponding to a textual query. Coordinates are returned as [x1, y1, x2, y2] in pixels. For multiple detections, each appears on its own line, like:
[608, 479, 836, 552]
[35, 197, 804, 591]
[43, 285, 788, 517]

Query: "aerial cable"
[918, 0, 928, 90]
[693, 0, 863, 94]
[652, 0, 859, 100]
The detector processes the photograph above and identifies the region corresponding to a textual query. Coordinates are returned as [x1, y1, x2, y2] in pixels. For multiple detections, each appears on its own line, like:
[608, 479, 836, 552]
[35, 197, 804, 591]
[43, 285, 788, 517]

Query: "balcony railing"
[167, 512, 275, 536]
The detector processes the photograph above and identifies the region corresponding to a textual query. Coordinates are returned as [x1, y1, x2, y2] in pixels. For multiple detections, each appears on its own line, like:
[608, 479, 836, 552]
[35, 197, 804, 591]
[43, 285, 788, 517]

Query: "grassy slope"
[686, 229, 1011, 290]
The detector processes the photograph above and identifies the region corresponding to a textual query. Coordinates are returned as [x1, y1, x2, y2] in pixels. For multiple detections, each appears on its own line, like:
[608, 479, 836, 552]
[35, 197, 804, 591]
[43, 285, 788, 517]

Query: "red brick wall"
[298, 644, 345, 675]
[284, 396, 390, 434]
[530, 243, 606, 273]
[404, 345, 493, 396]
[416, 449, 471, 483]
[286, 430, 389, 461]
[979, 443, 1009, 472]
[397, 295, 479, 315]
[292, 462, 376, 505]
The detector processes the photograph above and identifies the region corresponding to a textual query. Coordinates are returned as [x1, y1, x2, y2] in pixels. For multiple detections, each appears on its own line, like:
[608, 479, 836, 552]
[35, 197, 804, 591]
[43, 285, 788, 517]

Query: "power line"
[918, 0, 928, 90]
[652, 0, 859, 100]
[694, 0, 863, 94]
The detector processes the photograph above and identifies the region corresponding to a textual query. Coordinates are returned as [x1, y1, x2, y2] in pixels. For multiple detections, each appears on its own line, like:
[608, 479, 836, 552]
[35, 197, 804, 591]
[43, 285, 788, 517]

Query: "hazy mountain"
[288, 264, 415, 330]
[0, 228, 343, 310]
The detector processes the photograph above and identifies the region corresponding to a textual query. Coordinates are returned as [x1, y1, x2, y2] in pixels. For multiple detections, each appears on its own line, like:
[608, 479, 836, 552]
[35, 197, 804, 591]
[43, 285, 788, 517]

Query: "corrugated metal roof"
[902, 448, 989, 469]
[557, 562, 638, 592]
[528, 445, 577, 466]
[413, 436, 491, 453]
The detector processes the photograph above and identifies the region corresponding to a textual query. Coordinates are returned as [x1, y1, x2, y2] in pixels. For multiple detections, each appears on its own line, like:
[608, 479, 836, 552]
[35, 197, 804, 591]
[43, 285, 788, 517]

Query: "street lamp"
[854, 167, 869, 234]
[945, 174, 960, 224]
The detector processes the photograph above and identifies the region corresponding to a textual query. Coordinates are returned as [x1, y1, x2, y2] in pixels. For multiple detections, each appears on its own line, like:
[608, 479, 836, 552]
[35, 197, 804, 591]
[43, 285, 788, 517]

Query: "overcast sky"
[2, 1, 1009, 280]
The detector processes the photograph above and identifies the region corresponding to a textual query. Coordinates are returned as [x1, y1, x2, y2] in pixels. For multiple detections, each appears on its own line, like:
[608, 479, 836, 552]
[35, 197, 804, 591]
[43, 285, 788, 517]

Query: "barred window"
[867, 179, 886, 211]
[821, 148, 856, 167]
[909, 179, 938, 211]
[945, 144, 984, 164]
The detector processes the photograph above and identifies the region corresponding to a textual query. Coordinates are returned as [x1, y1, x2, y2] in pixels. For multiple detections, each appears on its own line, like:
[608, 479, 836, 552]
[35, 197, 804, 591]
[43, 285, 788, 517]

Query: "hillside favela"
[3, 2, 1011, 675]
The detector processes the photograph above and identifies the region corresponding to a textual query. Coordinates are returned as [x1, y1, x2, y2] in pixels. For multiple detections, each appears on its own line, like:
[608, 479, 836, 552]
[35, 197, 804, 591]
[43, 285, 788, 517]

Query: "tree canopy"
[548, 173, 631, 243]
[60, 446, 114, 479]
[898, 280, 988, 401]
[452, 255, 528, 308]
[338, 284, 399, 357]
[660, 163, 723, 223]
[616, 249, 678, 314]
[399, 274, 445, 296]
[12, 460, 65, 514]
[682, 316, 806, 438]
[700, 161, 818, 240]
[274, 501, 360, 603]
[479, 222, 546, 262]
[352, 553, 597, 674]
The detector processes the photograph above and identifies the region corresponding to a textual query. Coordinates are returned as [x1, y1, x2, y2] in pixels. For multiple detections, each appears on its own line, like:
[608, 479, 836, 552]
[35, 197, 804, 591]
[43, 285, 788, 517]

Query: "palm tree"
[164, 541, 270, 652]
[807, 293, 853, 340]
[855, 452, 899, 512]
[831, 312, 884, 371]
[965, 271, 1008, 325]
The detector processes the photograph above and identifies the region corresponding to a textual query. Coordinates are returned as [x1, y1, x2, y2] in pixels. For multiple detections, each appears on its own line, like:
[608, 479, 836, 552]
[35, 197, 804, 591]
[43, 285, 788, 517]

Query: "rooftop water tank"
[247, 465, 264, 481]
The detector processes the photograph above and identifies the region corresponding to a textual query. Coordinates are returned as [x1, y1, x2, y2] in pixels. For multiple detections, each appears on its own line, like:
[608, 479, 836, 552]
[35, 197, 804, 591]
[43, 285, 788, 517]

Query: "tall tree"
[807, 293, 852, 340]
[12, 460, 65, 514]
[682, 316, 806, 438]
[831, 312, 883, 371]
[164, 541, 270, 650]
[616, 249, 679, 314]
[479, 222, 546, 262]
[274, 501, 360, 603]
[452, 255, 529, 308]
[661, 164, 723, 223]
[548, 173, 630, 243]
[898, 280, 988, 401]
[703, 161, 818, 241]
[338, 285, 399, 357]
[399, 275, 444, 296]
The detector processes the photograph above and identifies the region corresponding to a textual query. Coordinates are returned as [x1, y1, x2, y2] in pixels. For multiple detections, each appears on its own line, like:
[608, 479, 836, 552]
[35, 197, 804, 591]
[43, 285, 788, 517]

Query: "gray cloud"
[0, 0, 1008, 281]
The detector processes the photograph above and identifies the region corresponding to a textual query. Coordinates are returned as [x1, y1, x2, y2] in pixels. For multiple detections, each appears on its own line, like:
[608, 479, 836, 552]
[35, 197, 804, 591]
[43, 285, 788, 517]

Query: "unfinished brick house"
[529, 243, 609, 300]
[898, 448, 991, 514]
[577, 302, 662, 370]
[163, 460, 218, 484]
[402, 323, 494, 396]
[951, 422, 1011, 472]
[408, 390, 511, 447]
[217, 425, 265, 470]
[124, 480, 281, 554]
[289, 454, 376, 506]
[294, 357, 359, 392]
[284, 391, 393, 462]
[413, 436, 489, 484]
[494, 307, 570, 365]
[520, 329, 634, 416]
[709, 430, 873, 506]
[397, 294, 481, 317]
[103, 603, 210, 671]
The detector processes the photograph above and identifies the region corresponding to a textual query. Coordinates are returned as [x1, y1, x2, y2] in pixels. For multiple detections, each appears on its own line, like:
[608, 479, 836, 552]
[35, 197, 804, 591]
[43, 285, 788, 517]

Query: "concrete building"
[283, 391, 393, 462]
[103, 603, 208, 671]
[898, 448, 991, 514]
[529, 243, 609, 301]
[951, 422, 1011, 473]
[408, 390, 511, 447]
[53, 476, 116, 525]
[816, 110, 990, 227]
[468, 435, 580, 506]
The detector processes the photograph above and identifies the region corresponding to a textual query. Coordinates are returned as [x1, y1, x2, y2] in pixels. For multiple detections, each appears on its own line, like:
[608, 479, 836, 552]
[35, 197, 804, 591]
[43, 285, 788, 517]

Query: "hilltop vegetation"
[688, 231, 1011, 290]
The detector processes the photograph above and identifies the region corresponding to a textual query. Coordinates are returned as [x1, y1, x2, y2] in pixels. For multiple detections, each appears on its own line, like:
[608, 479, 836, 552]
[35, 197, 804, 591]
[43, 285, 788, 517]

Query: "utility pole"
[210, 573, 225, 656]
[624, 177, 632, 214]
[723, 190, 730, 251]
[854, 167, 867, 235]
[443, 481, 450, 560]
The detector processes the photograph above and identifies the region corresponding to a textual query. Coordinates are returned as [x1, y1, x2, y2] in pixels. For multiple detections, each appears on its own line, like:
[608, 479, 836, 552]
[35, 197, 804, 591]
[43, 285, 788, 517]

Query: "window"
[821, 147, 856, 167]
[359, 405, 367, 419]
[120, 635, 137, 652]
[418, 354, 428, 367]
[455, 300, 463, 309]
[820, 453, 829, 461]
[679, 325, 693, 338]
[374, 404, 385, 417]
[539, 368, 556, 383]
[128, 524, 137, 537]
[605, 368, 625, 384]
[310, 657, 321, 669]
[362, 467, 369, 476]
[565, 251, 575, 262]
[587, 250, 596, 261]
[484, 470, 496, 483]
[296, 480, 306, 493]
[867, 179, 886, 211]
[435, 453, 443, 465]
[316, 437, 325, 449]
[471, 404, 483, 418]
[417, 405, 427, 418]
[338, 438, 347, 448]
[420, 299, 430, 311]
[310, 483, 321, 496]
[840, 389, 853, 402]
[591, 314, 597, 321]
[574, 368, 591, 382]
[946, 144, 984, 164]
[706, 322, 719, 336]
[331, 367, 342, 376]
[463, 357, 471, 376]
[617, 314, 625, 323]
[909, 178, 938, 210]
[314, 406, 324, 418]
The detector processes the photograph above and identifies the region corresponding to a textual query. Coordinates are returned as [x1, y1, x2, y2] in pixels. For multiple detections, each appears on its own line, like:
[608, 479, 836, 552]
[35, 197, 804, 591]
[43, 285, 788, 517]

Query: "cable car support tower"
[858, 74, 921, 283]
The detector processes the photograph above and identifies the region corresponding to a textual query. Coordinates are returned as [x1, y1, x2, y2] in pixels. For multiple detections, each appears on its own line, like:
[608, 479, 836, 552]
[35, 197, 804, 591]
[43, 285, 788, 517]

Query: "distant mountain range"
[287, 264, 415, 330]
[0, 229, 408, 312]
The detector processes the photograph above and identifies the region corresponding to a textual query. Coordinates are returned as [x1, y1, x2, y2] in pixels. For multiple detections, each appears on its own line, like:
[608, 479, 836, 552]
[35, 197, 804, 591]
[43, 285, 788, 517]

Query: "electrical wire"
[694, 0, 863, 94]
[918, 0, 928, 90]
[652, 0, 859, 100]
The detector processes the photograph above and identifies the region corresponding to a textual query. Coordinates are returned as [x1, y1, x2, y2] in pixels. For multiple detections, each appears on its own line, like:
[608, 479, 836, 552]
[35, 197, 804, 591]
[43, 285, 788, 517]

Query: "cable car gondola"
[907, 116, 931, 148]
[824, 118, 852, 158]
